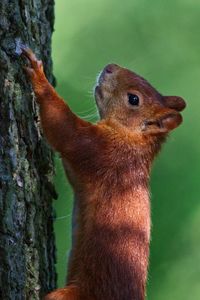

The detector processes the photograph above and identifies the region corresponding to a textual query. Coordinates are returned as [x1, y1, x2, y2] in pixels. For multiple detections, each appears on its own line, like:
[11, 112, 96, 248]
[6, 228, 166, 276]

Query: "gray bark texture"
[0, 1, 57, 299]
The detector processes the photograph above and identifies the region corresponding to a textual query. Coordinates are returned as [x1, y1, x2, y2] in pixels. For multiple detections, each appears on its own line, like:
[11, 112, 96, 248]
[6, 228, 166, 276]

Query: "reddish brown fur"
[22, 50, 186, 300]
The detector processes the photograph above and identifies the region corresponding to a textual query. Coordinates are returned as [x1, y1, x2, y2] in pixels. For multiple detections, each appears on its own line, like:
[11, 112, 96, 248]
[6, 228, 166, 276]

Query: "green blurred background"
[52, 1, 200, 299]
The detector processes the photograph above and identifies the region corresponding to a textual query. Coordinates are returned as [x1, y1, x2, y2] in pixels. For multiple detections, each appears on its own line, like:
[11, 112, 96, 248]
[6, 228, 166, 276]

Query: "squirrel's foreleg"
[22, 48, 92, 154]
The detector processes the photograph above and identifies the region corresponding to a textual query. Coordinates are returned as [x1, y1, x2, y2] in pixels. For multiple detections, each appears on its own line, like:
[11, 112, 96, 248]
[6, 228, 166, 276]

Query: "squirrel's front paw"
[22, 47, 43, 73]
[21, 47, 47, 94]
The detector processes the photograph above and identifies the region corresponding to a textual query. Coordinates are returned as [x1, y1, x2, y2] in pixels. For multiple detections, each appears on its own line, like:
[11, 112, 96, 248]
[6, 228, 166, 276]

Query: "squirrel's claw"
[21, 47, 37, 61]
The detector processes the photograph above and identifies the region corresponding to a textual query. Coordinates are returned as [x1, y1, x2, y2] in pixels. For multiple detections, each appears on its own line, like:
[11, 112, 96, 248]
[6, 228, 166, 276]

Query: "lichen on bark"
[0, 1, 56, 299]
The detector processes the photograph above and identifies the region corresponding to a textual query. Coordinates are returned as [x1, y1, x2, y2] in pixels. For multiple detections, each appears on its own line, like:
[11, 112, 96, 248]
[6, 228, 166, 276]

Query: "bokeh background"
[52, 1, 200, 299]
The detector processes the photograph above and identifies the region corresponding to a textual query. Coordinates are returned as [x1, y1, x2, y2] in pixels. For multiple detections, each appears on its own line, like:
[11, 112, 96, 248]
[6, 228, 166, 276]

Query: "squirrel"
[21, 48, 186, 300]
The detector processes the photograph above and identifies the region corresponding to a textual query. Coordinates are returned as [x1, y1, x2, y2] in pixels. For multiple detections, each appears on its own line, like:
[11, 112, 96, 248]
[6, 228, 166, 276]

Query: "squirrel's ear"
[162, 96, 186, 112]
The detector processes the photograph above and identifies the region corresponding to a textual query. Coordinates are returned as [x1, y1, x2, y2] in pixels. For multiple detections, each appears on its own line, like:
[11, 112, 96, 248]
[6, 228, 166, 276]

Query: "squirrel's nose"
[104, 64, 119, 74]
[97, 64, 120, 85]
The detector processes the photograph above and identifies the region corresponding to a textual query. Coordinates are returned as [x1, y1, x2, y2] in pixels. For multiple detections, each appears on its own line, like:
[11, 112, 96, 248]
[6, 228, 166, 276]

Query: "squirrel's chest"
[64, 145, 136, 183]
[63, 140, 148, 195]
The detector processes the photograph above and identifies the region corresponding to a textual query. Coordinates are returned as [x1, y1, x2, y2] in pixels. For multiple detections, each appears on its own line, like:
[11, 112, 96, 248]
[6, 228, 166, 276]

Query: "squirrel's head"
[95, 64, 186, 136]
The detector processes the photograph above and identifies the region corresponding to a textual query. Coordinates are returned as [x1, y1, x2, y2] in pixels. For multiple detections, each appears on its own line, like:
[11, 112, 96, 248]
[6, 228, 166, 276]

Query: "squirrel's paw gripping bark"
[22, 47, 47, 96]
[22, 47, 43, 77]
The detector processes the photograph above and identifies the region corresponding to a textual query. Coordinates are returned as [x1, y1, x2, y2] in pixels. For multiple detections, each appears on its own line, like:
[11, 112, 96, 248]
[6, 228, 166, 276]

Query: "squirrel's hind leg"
[44, 285, 80, 300]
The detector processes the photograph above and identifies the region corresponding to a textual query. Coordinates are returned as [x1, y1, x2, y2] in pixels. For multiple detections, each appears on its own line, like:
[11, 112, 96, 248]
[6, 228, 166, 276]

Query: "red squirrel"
[22, 48, 186, 300]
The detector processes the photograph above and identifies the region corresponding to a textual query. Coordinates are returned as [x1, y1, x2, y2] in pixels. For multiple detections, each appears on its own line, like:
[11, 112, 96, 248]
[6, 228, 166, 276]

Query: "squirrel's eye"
[128, 93, 140, 106]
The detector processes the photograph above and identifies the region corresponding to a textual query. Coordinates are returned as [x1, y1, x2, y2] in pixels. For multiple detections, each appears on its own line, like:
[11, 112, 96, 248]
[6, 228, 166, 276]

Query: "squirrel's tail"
[44, 285, 79, 300]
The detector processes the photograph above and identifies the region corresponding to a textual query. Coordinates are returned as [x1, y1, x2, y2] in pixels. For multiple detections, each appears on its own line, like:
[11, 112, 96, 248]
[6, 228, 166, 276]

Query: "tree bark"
[0, 1, 56, 299]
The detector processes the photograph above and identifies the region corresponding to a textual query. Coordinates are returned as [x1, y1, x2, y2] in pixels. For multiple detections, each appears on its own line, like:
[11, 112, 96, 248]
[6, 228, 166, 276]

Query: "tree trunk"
[0, 1, 56, 299]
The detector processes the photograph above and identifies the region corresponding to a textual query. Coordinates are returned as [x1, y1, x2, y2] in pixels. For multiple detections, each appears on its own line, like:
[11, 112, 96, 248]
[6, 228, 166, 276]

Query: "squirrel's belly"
[68, 226, 149, 300]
